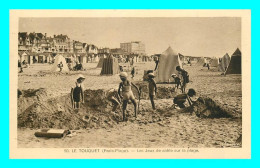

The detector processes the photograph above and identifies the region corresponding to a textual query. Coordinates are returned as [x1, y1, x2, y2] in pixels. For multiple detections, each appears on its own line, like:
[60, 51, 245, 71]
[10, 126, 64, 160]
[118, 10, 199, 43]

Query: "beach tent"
[155, 46, 182, 83]
[225, 48, 241, 75]
[94, 55, 99, 62]
[210, 57, 219, 67]
[51, 54, 69, 72]
[196, 57, 206, 66]
[96, 57, 104, 68]
[100, 56, 120, 75]
[218, 53, 231, 72]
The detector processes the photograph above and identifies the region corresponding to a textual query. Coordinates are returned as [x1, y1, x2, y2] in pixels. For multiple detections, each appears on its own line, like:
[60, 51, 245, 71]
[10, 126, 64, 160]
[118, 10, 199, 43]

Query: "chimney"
[54, 35, 56, 38]
[45, 33, 47, 37]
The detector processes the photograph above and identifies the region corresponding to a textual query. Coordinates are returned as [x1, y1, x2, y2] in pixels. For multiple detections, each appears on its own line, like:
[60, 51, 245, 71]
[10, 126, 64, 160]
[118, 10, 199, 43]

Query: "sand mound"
[18, 88, 122, 129]
[17, 87, 179, 130]
[17, 87, 237, 130]
[191, 97, 235, 118]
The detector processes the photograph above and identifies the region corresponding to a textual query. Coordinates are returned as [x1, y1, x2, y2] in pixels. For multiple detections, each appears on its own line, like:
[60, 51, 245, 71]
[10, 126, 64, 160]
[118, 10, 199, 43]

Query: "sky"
[19, 17, 241, 57]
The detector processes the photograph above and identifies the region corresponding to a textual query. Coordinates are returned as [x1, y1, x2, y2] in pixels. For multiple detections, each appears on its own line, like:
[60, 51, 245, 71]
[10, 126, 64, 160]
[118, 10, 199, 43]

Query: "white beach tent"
[51, 54, 69, 72]
[155, 46, 182, 83]
[210, 57, 219, 67]
[196, 57, 206, 66]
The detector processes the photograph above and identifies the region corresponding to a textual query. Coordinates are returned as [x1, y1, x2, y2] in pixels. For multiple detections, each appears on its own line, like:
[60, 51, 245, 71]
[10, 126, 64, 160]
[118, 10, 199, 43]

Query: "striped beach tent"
[96, 57, 104, 68]
[225, 48, 241, 75]
[196, 57, 206, 66]
[100, 56, 120, 75]
[218, 53, 231, 72]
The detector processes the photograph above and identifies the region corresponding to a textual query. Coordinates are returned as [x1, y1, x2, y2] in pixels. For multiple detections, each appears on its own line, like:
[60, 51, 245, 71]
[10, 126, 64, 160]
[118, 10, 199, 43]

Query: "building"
[98, 47, 110, 54]
[86, 44, 98, 55]
[18, 32, 101, 64]
[73, 41, 85, 53]
[52, 34, 72, 53]
[120, 41, 145, 55]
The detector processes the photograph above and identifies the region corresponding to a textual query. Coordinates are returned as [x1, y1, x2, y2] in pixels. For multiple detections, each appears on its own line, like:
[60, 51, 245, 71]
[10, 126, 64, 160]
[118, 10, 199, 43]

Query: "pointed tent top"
[162, 46, 178, 56]
[224, 53, 229, 57]
[232, 48, 241, 57]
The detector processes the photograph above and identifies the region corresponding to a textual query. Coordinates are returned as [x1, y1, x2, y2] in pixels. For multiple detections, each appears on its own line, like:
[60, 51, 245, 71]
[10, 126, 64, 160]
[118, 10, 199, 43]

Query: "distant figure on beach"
[147, 73, 157, 110]
[68, 62, 73, 71]
[18, 60, 23, 73]
[17, 89, 22, 98]
[33, 58, 37, 63]
[131, 66, 135, 79]
[176, 66, 189, 93]
[119, 66, 123, 72]
[171, 74, 181, 91]
[154, 56, 159, 71]
[173, 88, 196, 109]
[71, 75, 85, 109]
[73, 62, 83, 71]
[58, 61, 63, 72]
[118, 72, 140, 121]
[207, 63, 210, 70]
[187, 58, 191, 66]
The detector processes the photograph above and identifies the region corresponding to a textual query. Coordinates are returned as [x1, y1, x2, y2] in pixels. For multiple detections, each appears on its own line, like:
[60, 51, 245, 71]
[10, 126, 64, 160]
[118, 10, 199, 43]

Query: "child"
[118, 72, 140, 121]
[154, 56, 159, 71]
[173, 88, 196, 109]
[147, 73, 157, 110]
[58, 62, 63, 72]
[131, 66, 135, 79]
[71, 75, 85, 109]
[107, 89, 121, 112]
[176, 66, 189, 93]
[171, 74, 181, 91]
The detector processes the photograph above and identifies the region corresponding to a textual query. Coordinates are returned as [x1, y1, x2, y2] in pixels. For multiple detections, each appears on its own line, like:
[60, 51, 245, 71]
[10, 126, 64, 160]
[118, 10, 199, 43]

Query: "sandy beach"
[17, 61, 242, 148]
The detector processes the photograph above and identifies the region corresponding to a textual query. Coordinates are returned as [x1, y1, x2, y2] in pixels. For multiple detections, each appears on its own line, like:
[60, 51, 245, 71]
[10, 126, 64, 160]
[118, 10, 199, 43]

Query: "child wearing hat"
[147, 73, 157, 110]
[71, 74, 85, 109]
[171, 74, 181, 92]
[118, 72, 140, 121]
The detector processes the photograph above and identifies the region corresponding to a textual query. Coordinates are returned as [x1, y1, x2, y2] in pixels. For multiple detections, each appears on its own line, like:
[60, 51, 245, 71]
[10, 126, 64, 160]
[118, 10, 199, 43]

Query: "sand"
[17, 61, 242, 148]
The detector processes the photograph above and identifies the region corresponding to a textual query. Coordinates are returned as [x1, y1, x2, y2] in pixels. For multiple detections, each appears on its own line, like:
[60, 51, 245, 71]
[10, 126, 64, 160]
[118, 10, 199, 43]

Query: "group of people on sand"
[70, 64, 196, 122]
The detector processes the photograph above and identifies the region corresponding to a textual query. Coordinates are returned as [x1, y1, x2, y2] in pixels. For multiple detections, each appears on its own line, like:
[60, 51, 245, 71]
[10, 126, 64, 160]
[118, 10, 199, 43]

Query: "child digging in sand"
[173, 88, 196, 109]
[147, 73, 157, 110]
[71, 75, 85, 109]
[171, 74, 181, 92]
[118, 72, 140, 121]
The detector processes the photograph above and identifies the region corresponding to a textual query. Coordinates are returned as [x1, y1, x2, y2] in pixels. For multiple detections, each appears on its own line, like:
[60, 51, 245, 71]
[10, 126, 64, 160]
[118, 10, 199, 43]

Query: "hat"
[77, 74, 85, 80]
[171, 74, 177, 77]
[119, 72, 128, 78]
[148, 73, 155, 77]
